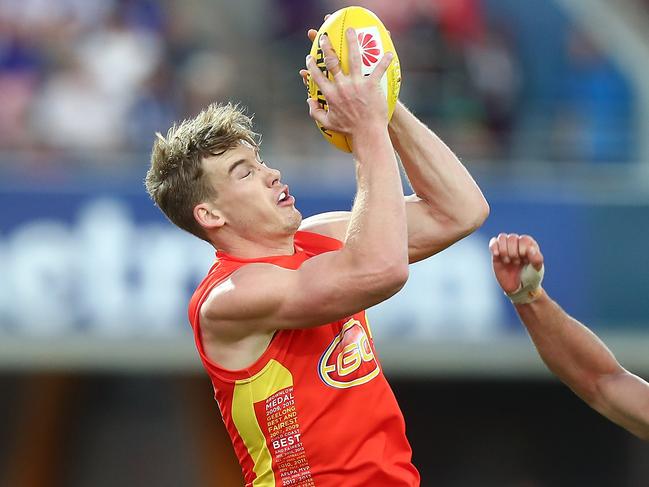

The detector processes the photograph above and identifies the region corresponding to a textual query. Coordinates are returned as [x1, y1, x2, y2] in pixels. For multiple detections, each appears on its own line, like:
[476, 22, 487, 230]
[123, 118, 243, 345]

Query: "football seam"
[341, 9, 352, 152]
[340, 9, 347, 69]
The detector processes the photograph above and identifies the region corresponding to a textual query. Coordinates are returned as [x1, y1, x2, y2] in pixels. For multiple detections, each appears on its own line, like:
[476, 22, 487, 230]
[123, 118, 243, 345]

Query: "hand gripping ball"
[307, 6, 401, 152]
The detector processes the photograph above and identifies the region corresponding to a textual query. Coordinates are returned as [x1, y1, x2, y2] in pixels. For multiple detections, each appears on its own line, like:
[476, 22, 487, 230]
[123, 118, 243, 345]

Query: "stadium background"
[1, 0, 648, 485]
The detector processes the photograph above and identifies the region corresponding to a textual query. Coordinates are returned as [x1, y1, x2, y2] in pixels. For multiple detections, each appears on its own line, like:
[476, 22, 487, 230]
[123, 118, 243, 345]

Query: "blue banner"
[1, 175, 646, 339]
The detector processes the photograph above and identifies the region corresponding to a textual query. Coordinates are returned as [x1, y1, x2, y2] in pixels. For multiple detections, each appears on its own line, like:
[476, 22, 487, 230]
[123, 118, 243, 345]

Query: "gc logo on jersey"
[318, 318, 380, 389]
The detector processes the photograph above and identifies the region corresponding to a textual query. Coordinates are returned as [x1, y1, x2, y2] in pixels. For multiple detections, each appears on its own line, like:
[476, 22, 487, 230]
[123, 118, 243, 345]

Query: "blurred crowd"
[0, 0, 248, 161]
[0, 0, 168, 154]
[0, 0, 638, 167]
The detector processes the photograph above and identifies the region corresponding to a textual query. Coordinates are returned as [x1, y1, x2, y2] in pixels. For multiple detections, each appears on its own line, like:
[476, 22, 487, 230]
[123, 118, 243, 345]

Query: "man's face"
[201, 142, 302, 241]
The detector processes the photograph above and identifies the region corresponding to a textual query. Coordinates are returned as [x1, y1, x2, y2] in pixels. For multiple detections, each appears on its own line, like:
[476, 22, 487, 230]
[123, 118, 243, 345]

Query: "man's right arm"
[490, 233, 649, 440]
[202, 29, 408, 338]
[516, 291, 649, 440]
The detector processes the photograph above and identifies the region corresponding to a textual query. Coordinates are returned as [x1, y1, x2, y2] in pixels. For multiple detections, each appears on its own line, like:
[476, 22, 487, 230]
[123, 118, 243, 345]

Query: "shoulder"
[201, 263, 280, 321]
[198, 262, 286, 340]
[299, 211, 350, 241]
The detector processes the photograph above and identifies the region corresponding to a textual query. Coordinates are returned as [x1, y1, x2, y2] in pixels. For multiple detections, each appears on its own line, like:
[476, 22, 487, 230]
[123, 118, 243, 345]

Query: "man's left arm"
[303, 102, 489, 263]
[388, 102, 489, 262]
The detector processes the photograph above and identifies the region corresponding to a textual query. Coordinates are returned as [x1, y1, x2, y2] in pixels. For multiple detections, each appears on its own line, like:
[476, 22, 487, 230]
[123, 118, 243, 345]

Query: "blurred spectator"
[126, 60, 178, 150]
[325, 0, 485, 40]
[465, 28, 521, 158]
[273, 0, 323, 38]
[0, 0, 112, 35]
[29, 4, 165, 153]
[552, 29, 633, 163]
[76, 8, 163, 99]
[0, 28, 41, 149]
[180, 50, 237, 119]
[30, 52, 128, 151]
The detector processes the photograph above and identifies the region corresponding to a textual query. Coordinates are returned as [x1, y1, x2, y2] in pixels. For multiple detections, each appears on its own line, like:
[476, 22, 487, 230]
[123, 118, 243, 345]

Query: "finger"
[320, 34, 342, 78]
[517, 234, 535, 260]
[507, 234, 520, 265]
[307, 28, 317, 42]
[528, 246, 544, 271]
[520, 235, 544, 271]
[299, 69, 309, 87]
[488, 237, 499, 257]
[369, 51, 394, 81]
[306, 54, 332, 95]
[497, 233, 509, 264]
[306, 97, 329, 127]
[345, 28, 362, 77]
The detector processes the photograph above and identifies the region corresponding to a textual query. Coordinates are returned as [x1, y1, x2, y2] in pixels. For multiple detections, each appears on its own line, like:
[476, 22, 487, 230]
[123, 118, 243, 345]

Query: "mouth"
[277, 185, 295, 207]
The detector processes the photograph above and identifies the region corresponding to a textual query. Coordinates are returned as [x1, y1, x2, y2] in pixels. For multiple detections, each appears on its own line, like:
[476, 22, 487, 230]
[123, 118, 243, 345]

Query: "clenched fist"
[489, 233, 544, 304]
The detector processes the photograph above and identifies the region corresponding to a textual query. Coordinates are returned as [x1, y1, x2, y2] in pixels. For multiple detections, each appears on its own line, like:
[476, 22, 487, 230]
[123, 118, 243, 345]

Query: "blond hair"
[145, 103, 259, 241]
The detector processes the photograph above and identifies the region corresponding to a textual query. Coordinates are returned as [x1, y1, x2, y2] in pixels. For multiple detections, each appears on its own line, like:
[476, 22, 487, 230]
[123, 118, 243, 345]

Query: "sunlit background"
[1, 0, 648, 485]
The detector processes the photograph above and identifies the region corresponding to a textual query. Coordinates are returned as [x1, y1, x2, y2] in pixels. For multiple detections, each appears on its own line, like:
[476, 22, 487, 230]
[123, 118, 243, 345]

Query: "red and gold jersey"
[188, 231, 420, 487]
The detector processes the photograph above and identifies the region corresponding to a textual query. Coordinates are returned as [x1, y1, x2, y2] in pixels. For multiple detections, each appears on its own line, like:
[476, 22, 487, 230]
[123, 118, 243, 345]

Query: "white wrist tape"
[507, 264, 544, 304]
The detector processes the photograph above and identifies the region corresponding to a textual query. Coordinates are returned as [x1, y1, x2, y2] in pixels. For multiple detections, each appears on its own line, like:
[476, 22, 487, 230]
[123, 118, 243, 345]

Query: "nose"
[266, 166, 281, 186]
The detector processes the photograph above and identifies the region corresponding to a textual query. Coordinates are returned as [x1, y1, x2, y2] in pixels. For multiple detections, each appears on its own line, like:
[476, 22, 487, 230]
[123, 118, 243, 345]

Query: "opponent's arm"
[202, 30, 408, 337]
[490, 233, 649, 440]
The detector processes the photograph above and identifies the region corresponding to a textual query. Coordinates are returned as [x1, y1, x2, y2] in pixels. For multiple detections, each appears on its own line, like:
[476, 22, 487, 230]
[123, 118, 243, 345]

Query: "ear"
[193, 203, 225, 231]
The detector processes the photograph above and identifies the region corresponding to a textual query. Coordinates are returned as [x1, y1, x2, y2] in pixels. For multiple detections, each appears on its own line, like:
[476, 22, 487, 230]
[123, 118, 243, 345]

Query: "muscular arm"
[300, 27, 488, 261]
[388, 103, 489, 260]
[490, 233, 649, 440]
[301, 103, 489, 263]
[516, 292, 649, 440]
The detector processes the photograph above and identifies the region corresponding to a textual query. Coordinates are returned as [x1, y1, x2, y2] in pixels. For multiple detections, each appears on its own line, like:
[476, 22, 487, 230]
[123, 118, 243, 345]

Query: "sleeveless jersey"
[188, 231, 420, 487]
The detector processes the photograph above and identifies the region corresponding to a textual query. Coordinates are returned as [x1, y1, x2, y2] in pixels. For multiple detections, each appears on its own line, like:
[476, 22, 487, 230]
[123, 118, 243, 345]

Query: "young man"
[490, 233, 649, 441]
[146, 30, 488, 486]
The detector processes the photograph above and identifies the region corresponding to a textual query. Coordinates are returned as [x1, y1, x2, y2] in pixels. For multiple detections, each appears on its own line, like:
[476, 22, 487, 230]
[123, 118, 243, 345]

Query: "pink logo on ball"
[357, 32, 381, 67]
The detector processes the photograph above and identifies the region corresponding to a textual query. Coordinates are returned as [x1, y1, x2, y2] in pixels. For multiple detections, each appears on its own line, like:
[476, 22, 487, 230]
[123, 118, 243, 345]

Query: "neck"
[211, 232, 296, 259]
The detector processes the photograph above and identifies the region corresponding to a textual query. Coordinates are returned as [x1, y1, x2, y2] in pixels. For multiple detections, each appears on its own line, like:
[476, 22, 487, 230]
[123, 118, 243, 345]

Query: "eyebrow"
[227, 159, 247, 175]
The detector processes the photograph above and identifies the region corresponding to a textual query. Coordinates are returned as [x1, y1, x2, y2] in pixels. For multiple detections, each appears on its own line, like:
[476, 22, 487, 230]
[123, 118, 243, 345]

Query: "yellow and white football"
[308, 6, 401, 152]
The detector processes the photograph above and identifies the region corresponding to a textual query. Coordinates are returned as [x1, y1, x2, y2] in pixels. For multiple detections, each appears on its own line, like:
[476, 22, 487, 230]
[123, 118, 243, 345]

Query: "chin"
[287, 209, 302, 233]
